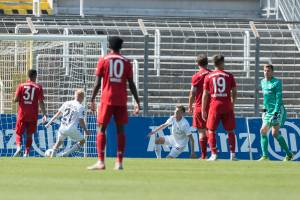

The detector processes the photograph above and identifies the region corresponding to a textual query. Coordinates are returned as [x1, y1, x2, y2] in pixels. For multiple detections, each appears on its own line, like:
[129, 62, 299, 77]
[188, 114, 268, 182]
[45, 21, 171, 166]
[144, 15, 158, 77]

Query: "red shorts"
[15, 119, 37, 135]
[206, 108, 236, 131]
[97, 103, 128, 126]
[193, 106, 207, 129]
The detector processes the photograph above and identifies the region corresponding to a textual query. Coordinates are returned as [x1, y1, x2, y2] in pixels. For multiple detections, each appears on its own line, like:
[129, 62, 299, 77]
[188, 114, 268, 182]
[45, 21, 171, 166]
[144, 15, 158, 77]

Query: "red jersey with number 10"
[15, 80, 44, 122]
[203, 69, 236, 111]
[95, 52, 133, 106]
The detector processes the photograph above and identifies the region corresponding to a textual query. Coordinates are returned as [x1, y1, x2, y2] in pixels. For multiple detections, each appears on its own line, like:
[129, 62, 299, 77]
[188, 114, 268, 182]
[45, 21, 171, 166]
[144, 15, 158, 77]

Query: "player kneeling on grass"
[148, 105, 196, 159]
[45, 89, 90, 157]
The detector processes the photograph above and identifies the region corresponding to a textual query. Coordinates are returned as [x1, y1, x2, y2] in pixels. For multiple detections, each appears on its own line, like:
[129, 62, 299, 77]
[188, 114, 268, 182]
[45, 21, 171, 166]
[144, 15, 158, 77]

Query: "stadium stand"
[0, 16, 300, 117]
[0, 0, 52, 15]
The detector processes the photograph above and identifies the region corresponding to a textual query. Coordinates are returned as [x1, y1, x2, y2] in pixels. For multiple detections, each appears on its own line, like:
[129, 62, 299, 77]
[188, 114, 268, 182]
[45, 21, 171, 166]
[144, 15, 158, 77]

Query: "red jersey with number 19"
[15, 80, 44, 122]
[95, 52, 133, 106]
[203, 69, 236, 112]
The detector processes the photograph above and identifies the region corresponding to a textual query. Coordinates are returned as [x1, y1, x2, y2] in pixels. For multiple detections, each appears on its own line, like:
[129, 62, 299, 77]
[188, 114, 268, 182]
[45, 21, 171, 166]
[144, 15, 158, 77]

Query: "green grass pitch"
[0, 158, 299, 200]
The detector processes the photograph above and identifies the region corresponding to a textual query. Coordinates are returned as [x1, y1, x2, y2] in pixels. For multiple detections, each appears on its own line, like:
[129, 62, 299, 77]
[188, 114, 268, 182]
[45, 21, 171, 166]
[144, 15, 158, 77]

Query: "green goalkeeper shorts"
[262, 108, 286, 128]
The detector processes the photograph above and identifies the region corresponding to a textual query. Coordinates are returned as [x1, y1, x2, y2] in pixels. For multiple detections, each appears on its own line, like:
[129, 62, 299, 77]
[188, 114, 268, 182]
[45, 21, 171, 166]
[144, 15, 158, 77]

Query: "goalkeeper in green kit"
[259, 64, 293, 161]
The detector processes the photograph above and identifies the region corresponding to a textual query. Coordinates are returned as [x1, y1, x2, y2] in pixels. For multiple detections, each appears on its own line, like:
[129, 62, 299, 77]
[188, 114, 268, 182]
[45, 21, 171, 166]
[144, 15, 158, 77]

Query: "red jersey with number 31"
[15, 80, 44, 122]
[95, 52, 133, 106]
[203, 69, 236, 112]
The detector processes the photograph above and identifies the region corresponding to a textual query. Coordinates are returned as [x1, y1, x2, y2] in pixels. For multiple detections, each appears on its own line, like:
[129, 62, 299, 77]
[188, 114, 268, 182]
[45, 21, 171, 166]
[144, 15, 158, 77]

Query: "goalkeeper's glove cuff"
[262, 109, 267, 113]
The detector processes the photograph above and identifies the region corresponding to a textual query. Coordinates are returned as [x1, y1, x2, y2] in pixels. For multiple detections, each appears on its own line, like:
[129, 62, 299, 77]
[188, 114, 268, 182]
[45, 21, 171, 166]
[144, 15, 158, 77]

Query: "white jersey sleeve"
[58, 102, 66, 113]
[78, 106, 85, 119]
[164, 116, 173, 126]
[183, 120, 192, 136]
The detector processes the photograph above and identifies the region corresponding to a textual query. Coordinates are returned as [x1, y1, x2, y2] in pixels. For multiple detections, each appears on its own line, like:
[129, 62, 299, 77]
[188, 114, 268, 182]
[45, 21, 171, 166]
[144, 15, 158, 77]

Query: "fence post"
[250, 21, 260, 117]
[138, 19, 149, 116]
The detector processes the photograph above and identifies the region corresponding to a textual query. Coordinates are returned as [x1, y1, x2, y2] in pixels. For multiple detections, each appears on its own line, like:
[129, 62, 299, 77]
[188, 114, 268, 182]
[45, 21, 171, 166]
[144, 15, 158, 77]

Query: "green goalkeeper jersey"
[261, 77, 285, 114]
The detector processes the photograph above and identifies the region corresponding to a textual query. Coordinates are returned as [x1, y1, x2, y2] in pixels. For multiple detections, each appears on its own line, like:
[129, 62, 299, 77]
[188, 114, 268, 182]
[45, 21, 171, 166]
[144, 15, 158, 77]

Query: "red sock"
[25, 134, 32, 154]
[228, 132, 236, 153]
[117, 132, 126, 163]
[96, 132, 106, 161]
[199, 135, 207, 159]
[16, 134, 22, 147]
[208, 131, 217, 154]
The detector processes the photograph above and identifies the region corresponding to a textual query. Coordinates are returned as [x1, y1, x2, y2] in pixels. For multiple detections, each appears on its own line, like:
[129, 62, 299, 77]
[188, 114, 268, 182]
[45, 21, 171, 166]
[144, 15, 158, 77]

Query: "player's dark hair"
[27, 69, 37, 79]
[196, 54, 208, 67]
[264, 64, 274, 71]
[213, 54, 225, 66]
[176, 105, 186, 113]
[109, 36, 123, 51]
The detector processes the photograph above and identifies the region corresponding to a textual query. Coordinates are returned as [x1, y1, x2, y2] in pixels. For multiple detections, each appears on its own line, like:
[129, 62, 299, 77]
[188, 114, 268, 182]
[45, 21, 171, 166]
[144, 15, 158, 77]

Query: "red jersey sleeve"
[38, 86, 45, 101]
[203, 76, 210, 91]
[15, 84, 21, 99]
[231, 75, 237, 88]
[95, 56, 105, 76]
[191, 74, 198, 87]
[126, 61, 133, 79]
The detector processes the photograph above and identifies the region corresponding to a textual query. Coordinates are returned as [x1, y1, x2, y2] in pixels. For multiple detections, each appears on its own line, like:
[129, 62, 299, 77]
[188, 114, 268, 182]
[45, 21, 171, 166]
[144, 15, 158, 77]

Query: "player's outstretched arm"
[188, 135, 196, 158]
[201, 90, 209, 120]
[45, 111, 61, 128]
[39, 100, 47, 124]
[147, 123, 168, 137]
[231, 87, 237, 107]
[188, 86, 196, 114]
[79, 118, 90, 136]
[128, 78, 141, 114]
[90, 76, 102, 111]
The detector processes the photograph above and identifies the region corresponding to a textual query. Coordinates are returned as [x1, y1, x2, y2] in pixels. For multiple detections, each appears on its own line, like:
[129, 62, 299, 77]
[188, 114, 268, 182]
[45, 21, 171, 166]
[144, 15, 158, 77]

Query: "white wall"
[54, 0, 260, 18]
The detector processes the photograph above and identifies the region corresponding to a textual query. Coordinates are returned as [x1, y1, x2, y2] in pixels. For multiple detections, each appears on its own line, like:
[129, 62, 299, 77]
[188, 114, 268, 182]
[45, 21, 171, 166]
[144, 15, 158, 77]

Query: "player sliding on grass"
[259, 64, 293, 161]
[148, 105, 196, 159]
[45, 89, 90, 157]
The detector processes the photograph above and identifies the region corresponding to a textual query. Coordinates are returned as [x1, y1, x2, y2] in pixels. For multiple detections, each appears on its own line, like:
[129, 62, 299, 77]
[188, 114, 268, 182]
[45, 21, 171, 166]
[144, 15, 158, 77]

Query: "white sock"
[62, 143, 81, 157]
[154, 144, 161, 158]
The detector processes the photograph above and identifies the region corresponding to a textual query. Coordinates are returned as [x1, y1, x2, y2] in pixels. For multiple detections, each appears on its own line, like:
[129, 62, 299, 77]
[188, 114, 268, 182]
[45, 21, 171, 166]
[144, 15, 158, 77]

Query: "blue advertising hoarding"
[0, 114, 300, 161]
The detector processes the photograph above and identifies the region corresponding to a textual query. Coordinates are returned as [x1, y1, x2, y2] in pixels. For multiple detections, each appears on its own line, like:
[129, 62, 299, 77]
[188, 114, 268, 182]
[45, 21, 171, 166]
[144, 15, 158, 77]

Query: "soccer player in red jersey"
[87, 36, 140, 170]
[13, 69, 47, 157]
[188, 54, 211, 159]
[202, 55, 237, 161]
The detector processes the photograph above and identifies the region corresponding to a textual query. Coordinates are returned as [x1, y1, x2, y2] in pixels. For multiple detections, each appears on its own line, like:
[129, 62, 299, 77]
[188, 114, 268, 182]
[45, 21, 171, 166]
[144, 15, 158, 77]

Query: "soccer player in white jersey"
[45, 89, 90, 157]
[148, 105, 196, 159]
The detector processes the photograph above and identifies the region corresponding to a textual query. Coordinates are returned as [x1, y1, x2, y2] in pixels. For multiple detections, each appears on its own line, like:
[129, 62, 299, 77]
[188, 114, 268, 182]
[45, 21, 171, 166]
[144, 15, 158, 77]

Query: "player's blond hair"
[176, 104, 186, 113]
[75, 89, 85, 99]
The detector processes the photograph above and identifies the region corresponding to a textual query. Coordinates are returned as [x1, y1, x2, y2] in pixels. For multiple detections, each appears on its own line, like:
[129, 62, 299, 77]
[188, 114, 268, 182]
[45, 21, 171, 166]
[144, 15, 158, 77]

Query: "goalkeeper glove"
[262, 109, 267, 119]
[270, 112, 280, 124]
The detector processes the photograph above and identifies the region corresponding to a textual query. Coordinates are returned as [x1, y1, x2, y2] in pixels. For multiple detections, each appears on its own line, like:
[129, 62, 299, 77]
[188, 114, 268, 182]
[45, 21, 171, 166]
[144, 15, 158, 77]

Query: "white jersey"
[164, 116, 192, 147]
[58, 100, 85, 131]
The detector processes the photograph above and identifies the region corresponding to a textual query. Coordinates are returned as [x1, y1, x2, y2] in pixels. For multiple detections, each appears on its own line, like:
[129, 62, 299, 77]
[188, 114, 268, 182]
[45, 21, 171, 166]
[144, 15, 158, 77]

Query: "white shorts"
[57, 127, 84, 142]
[163, 135, 185, 158]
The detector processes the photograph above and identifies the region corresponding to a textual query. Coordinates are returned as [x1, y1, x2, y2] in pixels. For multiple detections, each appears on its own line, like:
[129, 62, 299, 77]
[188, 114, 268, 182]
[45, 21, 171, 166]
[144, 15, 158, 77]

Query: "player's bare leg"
[51, 140, 63, 158]
[114, 124, 125, 170]
[154, 137, 165, 159]
[13, 133, 22, 157]
[207, 130, 218, 161]
[62, 139, 84, 157]
[227, 130, 238, 161]
[87, 124, 106, 170]
[198, 129, 207, 159]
